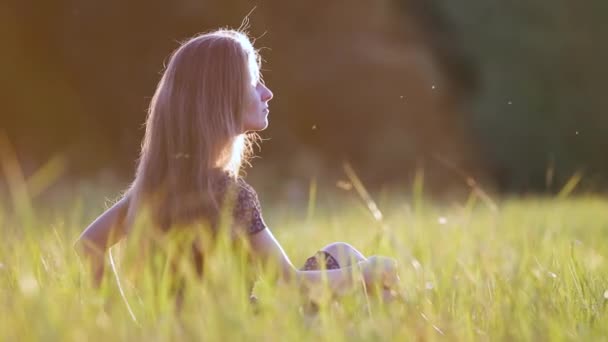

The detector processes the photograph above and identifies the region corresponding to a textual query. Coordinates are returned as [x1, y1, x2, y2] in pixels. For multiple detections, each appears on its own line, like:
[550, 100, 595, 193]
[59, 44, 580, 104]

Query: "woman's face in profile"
[242, 66, 273, 132]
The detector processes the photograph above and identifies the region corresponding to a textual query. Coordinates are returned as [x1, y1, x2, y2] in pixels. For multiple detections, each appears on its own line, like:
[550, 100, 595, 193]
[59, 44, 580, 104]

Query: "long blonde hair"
[125, 29, 261, 233]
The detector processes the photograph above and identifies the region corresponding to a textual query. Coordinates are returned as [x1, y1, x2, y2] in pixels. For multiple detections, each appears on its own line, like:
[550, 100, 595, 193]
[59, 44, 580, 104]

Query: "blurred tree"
[437, 1, 608, 192]
[9, 0, 565, 195]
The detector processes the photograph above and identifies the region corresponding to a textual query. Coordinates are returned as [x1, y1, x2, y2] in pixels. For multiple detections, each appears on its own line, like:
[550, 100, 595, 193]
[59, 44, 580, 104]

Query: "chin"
[244, 120, 268, 132]
[255, 116, 270, 130]
[259, 119, 269, 130]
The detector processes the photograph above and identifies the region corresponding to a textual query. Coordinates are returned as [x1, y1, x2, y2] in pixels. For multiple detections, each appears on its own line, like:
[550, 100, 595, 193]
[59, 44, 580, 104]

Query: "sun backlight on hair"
[126, 29, 264, 231]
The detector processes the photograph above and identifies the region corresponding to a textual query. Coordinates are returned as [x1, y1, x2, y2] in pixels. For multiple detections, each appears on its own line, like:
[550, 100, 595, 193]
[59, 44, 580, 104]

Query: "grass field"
[1, 176, 608, 341]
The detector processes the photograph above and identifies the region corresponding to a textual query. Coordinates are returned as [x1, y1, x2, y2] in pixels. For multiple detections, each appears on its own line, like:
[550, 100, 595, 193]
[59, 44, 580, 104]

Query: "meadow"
[1, 173, 608, 341]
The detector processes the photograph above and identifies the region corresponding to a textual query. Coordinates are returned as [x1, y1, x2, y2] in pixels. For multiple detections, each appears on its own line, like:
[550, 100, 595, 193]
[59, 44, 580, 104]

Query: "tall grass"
[1, 149, 607, 340]
[2, 183, 608, 340]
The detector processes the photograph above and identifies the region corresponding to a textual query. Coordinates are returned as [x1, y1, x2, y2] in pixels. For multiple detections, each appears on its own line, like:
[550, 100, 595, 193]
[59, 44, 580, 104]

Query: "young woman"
[75, 29, 398, 301]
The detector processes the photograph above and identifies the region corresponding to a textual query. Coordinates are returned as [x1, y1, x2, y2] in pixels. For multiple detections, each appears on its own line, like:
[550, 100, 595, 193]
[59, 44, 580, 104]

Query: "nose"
[261, 83, 273, 102]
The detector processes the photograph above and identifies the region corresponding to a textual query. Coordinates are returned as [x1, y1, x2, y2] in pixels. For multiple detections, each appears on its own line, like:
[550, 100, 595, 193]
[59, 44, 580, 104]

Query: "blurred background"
[2, 0, 607, 199]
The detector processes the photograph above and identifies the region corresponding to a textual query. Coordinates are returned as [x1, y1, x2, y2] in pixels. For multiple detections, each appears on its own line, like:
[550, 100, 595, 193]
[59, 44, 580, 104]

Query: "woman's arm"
[247, 229, 397, 295]
[74, 194, 130, 286]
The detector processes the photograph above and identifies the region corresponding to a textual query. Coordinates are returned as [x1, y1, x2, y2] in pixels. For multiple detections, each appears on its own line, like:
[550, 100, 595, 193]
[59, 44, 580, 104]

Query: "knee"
[321, 242, 366, 266]
[321, 242, 355, 254]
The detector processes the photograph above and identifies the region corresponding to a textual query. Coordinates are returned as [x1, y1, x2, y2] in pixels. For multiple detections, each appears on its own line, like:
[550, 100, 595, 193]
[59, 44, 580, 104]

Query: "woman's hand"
[360, 255, 399, 289]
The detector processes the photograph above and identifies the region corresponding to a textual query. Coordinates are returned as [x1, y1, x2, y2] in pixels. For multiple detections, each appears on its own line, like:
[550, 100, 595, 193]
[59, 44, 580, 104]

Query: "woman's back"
[123, 170, 268, 282]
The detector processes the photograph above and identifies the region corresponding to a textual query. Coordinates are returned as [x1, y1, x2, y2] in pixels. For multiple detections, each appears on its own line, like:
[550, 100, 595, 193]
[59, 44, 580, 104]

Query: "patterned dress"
[215, 172, 340, 271]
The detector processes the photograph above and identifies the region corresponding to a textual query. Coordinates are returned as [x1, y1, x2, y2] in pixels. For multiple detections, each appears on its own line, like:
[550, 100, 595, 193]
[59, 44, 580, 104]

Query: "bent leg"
[320, 242, 367, 268]
[300, 242, 367, 271]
